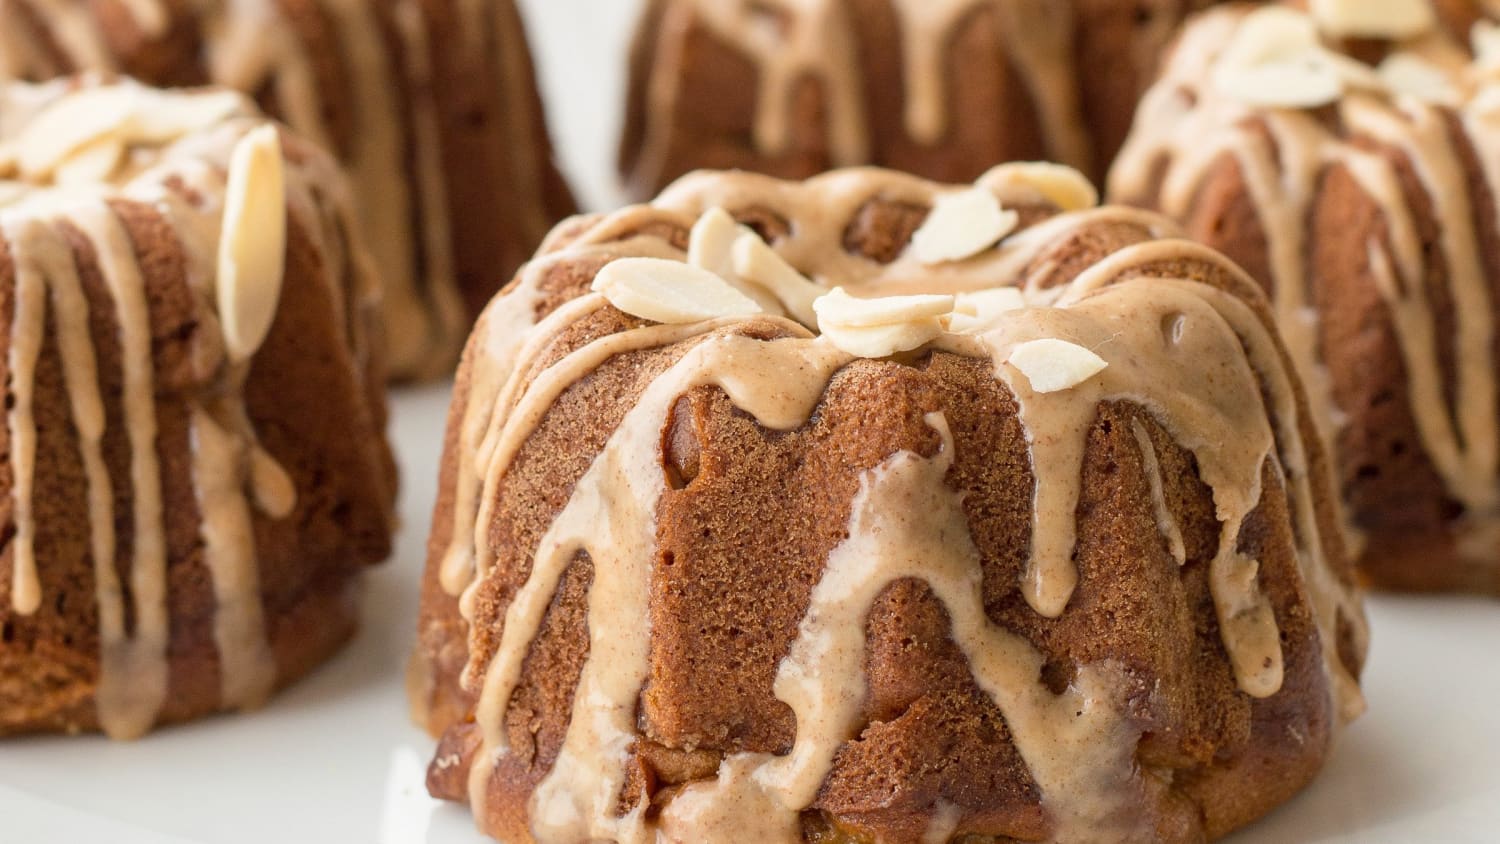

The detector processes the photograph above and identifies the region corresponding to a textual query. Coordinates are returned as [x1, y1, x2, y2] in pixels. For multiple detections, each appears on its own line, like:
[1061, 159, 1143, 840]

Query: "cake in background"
[1112, 0, 1500, 593]
[412, 163, 1367, 842]
[0, 78, 397, 739]
[618, 0, 1227, 199]
[0, 0, 576, 379]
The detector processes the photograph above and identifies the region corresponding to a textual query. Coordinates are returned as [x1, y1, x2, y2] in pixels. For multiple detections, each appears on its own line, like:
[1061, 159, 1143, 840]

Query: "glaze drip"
[658, 413, 1144, 841]
[1132, 418, 1187, 565]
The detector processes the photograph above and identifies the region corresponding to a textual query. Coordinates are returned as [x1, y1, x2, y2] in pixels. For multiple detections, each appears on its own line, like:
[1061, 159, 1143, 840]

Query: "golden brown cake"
[618, 0, 1228, 199]
[0, 78, 396, 739]
[1111, 1, 1500, 593]
[0, 0, 577, 379]
[411, 164, 1368, 843]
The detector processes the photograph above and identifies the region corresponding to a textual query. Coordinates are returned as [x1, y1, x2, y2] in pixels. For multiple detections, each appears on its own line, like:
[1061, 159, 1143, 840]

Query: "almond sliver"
[909, 188, 1019, 264]
[732, 232, 823, 327]
[820, 318, 944, 358]
[812, 286, 954, 329]
[1008, 338, 1109, 393]
[593, 257, 764, 324]
[217, 125, 288, 361]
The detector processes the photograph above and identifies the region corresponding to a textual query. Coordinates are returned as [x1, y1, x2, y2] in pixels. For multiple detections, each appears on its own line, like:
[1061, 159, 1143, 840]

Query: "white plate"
[4, 0, 1500, 840]
[3, 386, 1498, 844]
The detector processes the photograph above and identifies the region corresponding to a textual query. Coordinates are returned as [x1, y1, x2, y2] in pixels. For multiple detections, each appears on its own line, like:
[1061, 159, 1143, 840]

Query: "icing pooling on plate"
[0, 80, 376, 738]
[425, 165, 1368, 841]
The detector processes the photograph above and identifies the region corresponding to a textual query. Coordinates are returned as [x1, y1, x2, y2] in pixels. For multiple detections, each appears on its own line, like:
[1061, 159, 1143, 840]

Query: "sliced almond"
[955, 287, 1026, 316]
[592, 257, 763, 324]
[946, 287, 1026, 334]
[128, 89, 247, 144]
[1218, 8, 1321, 70]
[217, 125, 288, 361]
[52, 137, 126, 186]
[16, 87, 136, 179]
[908, 188, 1020, 264]
[1007, 338, 1108, 394]
[1213, 54, 1344, 109]
[1378, 53, 1460, 104]
[1475, 21, 1500, 71]
[687, 208, 785, 314]
[1211, 7, 1383, 108]
[1310, 0, 1435, 41]
[812, 286, 955, 329]
[688, 207, 743, 275]
[820, 319, 944, 359]
[732, 233, 824, 327]
[1317, 50, 1384, 91]
[16, 86, 245, 182]
[988, 162, 1098, 212]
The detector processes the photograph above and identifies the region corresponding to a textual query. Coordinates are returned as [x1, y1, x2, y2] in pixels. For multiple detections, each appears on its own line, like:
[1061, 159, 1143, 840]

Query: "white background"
[3, 1, 1500, 842]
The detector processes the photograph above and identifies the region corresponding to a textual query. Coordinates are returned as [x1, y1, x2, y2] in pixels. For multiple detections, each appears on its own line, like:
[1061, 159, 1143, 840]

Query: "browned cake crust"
[618, 0, 1225, 199]
[0, 0, 577, 379]
[413, 166, 1367, 842]
[1110, 1, 1500, 594]
[0, 80, 397, 737]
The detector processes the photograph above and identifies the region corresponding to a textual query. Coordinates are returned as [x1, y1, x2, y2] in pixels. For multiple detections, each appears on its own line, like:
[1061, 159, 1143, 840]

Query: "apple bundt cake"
[411, 164, 1368, 842]
[618, 0, 1226, 198]
[0, 79, 397, 739]
[1111, 0, 1500, 593]
[0, 0, 576, 378]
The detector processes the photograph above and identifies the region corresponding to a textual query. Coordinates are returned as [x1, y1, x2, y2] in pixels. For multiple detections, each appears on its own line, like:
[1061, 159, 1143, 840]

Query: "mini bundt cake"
[411, 164, 1368, 843]
[618, 0, 1227, 199]
[1111, 1, 1500, 593]
[0, 79, 397, 739]
[0, 0, 576, 378]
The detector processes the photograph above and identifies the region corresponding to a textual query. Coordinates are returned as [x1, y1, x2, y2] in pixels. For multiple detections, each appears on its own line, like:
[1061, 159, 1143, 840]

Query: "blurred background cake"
[1111, 0, 1500, 593]
[0, 0, 577, 379]
[0, 79, 397, 738]
[618, 0, 1227, 198]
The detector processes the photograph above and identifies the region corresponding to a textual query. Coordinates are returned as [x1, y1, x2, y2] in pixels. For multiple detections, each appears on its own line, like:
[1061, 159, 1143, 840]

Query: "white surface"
[515, 0, 644, 212]
[4, 1, 1500, 841]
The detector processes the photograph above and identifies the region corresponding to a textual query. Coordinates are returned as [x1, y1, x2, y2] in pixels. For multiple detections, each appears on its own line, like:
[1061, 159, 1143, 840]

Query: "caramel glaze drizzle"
[1110, 5, 1500, 571]
[0, 0, 555, 378]
[0, 80, 379, 738]
[429, 166, 1368, 841]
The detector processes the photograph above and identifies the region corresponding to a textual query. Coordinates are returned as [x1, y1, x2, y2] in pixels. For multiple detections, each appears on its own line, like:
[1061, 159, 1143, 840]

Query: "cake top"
[441, 164, 1368, 840]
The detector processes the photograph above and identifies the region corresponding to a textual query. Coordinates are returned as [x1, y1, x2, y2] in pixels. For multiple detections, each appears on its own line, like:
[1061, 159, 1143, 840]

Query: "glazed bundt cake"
[1111, 1, 1500, 593]
[0, 79, 396, 739]
[0, 0, 576, 378]
[618, 0, 1227, 199]
[411, 164, 1368, 842]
